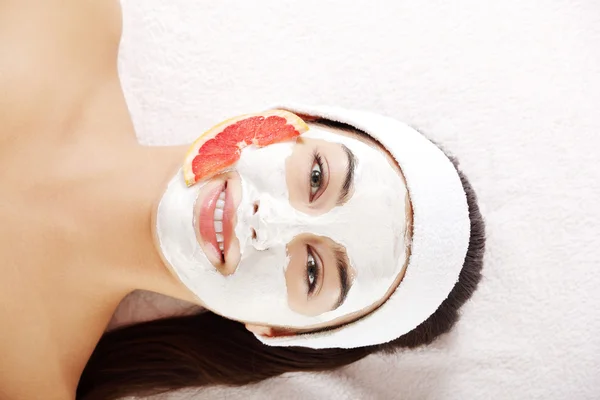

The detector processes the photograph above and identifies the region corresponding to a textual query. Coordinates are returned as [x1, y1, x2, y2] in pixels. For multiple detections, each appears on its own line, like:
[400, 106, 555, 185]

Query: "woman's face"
[155, 121, 411, 331]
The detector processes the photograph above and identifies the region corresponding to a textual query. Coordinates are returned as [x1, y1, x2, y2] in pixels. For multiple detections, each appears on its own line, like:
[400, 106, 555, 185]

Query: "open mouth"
[197, 180, 234, 264]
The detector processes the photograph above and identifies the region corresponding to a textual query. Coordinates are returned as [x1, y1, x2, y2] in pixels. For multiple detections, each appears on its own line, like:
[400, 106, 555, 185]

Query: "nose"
[250, 194, 303, 251]
[250, 200, 259, 241]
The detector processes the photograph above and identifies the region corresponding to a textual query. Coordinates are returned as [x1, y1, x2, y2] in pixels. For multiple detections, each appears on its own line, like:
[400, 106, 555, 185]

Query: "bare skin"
[0, 1, 199, 398]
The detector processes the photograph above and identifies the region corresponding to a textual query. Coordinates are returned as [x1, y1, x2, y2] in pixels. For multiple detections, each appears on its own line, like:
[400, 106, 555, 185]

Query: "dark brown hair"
[77, 122, 485, 400]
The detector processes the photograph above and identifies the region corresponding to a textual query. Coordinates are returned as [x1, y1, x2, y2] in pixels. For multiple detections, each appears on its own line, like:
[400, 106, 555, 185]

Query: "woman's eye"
[309, 152, 326, 201]
[306, 247, 320, 296]
[310, 164, 322, 194]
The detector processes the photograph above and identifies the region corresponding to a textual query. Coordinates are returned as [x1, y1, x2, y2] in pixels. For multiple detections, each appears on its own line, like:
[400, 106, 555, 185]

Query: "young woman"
[0, 2, 485, 399]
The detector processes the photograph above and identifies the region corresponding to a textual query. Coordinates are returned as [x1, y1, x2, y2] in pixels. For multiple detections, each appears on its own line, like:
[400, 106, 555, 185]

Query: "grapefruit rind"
[182, 110, 309, 186]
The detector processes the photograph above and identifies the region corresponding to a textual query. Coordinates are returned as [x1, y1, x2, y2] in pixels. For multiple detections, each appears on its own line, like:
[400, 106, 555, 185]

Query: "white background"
[118, 1, 600, 399]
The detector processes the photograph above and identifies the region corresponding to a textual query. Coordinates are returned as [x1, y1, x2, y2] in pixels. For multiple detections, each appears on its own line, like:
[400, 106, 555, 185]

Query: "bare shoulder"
[0, 0, 123, 73]
[0, 0, 125, 147]
[0, 378, 74, 400]
[0, 346, 75, 400]
[0, 279, 75, 399]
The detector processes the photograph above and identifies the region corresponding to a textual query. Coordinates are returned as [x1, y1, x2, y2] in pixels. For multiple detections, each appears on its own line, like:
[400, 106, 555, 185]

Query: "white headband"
[254, 103, 471, 349]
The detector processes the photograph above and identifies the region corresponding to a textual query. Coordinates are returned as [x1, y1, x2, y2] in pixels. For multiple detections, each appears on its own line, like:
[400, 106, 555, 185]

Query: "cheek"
[285, 155, 306, 207]
[236, 142, 294, 193]
[230, 246, 290, 297]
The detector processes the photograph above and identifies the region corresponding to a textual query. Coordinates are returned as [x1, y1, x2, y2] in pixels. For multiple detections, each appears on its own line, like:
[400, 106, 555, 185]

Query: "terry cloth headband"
[253, 103, 471, 349]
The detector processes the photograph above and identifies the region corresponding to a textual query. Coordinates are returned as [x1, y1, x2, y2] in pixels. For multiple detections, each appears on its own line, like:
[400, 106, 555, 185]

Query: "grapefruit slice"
[183, 109, 309, 186]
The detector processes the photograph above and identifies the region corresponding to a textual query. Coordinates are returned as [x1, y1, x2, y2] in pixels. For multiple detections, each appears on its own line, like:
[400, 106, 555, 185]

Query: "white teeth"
[214, 189, 226, 255]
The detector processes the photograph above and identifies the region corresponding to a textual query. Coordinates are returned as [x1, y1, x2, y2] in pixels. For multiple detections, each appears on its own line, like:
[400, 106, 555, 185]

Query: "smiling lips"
[198, 182, 234, 263]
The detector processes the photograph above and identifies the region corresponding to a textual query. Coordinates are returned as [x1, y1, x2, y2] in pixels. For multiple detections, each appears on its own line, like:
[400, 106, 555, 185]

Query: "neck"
[64, 142, 200, 314]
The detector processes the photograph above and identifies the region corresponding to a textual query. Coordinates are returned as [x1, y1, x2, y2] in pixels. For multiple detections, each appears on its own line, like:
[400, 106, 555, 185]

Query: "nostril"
[253, 201, 259, 215]
[251, 228, 257, 240]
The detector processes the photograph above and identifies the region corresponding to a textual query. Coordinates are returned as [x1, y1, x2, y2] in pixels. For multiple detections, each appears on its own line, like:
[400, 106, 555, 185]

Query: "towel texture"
[116, 0, 600, 399]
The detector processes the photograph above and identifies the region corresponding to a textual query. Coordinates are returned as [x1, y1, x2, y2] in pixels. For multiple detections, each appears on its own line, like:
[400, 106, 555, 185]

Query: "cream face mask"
[155, 125, 409, 328]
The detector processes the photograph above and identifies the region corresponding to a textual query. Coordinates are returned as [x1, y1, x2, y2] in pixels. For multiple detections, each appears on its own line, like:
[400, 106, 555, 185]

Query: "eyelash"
[306, 245, 321, 297]
[309, 151, 327, 202]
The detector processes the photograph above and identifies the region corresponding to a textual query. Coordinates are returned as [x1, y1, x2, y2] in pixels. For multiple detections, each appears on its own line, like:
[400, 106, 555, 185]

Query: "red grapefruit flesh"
[183, 109, 309, 186]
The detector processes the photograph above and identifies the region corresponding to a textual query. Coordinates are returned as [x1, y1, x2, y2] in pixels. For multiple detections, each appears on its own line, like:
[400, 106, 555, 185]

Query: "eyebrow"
[337, 144, 356, 205]
[332, 246, 352, 310]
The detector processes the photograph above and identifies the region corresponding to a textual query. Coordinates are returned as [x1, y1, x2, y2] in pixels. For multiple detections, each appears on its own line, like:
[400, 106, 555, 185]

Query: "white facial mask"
[155, 126, 408, 328]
